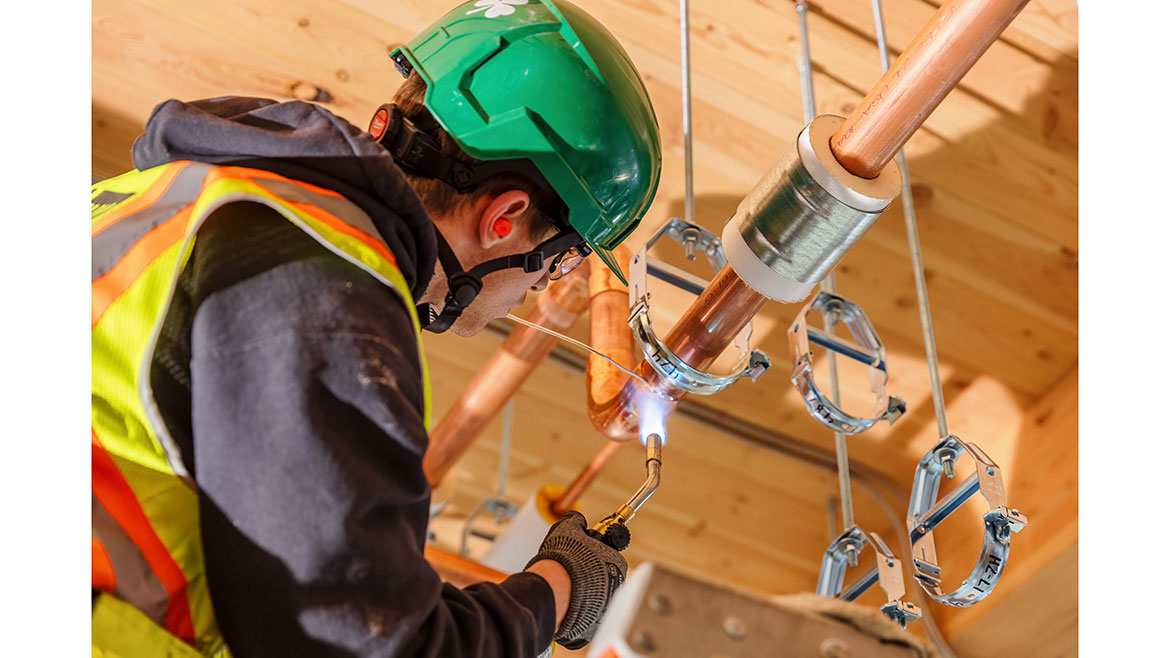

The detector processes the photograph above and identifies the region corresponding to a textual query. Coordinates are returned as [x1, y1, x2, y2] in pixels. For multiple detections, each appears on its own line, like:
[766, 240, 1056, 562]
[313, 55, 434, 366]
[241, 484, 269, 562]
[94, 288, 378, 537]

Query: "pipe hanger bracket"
[815, 525, 921, 628]
[629, 218, 771, 397]
[789, 291, 906, 434]
[906, 435, 1028, 607]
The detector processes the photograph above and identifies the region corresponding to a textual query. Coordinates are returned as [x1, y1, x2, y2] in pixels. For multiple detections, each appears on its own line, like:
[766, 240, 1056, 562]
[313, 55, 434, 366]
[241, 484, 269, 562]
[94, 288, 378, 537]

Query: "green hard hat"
[391, 0, 662, 283]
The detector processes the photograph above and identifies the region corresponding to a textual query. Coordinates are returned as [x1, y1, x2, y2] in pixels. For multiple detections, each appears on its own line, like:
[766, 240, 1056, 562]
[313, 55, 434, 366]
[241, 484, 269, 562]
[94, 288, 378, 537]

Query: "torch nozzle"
[589, 433, 663, 549]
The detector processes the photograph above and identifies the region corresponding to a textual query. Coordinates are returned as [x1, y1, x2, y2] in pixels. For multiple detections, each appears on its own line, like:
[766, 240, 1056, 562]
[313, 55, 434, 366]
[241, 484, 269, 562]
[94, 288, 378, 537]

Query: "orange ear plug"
[492, 218, 513, 238]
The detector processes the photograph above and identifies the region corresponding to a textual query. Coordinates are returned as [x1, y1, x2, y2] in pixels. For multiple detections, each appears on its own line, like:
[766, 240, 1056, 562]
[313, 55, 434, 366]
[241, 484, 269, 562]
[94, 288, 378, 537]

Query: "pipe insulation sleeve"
[723, 115, 901, 302]
[722, 219, 816, 302]
[479, 492, 554, 573]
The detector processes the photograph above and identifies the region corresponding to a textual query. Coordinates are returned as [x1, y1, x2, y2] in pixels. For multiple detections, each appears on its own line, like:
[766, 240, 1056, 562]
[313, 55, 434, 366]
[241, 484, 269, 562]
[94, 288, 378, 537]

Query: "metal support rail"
[870, 0, 949, 443]
[459, 399, 518, 557]
[680, 0, 695, 226]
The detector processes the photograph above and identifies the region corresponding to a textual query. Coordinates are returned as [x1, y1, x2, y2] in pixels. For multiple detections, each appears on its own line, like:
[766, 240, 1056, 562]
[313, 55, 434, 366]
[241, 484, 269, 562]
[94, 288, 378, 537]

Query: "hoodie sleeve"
[186, 204, 556, 657]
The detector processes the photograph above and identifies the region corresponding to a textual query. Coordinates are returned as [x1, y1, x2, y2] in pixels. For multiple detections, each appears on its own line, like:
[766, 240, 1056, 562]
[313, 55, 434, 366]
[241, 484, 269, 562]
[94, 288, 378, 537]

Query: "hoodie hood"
[133, 97, 437, 298]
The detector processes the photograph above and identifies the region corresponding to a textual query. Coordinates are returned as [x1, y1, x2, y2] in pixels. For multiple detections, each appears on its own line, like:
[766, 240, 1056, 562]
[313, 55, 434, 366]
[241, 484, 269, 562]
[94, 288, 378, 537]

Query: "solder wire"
[795, 0, 855, 539]
[504, 313, 669, 401]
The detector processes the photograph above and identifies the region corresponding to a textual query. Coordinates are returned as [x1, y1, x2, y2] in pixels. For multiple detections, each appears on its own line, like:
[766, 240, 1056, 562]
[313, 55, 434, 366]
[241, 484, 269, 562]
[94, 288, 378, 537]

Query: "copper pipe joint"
[423, 265, 590, 487]
[830, 0, 1030, 178]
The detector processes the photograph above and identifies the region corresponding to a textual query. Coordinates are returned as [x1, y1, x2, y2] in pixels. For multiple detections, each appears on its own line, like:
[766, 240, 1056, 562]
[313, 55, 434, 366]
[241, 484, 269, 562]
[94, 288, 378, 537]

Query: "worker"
[90, 1, 661, 656]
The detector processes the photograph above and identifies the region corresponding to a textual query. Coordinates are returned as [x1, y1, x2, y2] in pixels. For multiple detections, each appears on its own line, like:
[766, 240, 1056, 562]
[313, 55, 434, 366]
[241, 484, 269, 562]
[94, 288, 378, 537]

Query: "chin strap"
[419, 229, 584, 333]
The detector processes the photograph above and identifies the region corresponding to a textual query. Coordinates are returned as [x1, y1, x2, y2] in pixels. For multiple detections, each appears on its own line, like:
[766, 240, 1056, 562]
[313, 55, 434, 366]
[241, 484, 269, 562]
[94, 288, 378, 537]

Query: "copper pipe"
[829, 0, 1030, 178]
[551, 439, 624, 517]
[423, 265, 591, 487]
[424, 545, 506, 587]
[585, 246, 640, 441]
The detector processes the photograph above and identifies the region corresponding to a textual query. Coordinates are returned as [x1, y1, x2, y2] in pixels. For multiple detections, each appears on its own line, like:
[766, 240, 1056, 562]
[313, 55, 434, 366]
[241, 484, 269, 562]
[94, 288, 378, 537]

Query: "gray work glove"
[525, 511, 628, 650]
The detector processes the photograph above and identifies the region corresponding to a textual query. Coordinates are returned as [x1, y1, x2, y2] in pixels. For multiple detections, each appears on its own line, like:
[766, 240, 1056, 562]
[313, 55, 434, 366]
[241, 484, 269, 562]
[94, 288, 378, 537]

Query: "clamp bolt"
[680, 227, 701, 261]
[940, 452, 956, 479]
[844, 543, 859, 567]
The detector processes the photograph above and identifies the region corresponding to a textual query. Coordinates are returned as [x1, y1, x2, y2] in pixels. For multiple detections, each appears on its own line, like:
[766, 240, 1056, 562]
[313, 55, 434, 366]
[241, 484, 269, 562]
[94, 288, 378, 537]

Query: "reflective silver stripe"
[93, 494, 170, 626]
[91, 163, 212, 280]
[252, 178, 384, 242]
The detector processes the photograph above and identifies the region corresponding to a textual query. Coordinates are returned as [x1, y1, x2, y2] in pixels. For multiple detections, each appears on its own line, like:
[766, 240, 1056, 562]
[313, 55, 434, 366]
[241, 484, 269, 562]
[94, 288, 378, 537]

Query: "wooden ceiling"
[92, 1, 1078, 655]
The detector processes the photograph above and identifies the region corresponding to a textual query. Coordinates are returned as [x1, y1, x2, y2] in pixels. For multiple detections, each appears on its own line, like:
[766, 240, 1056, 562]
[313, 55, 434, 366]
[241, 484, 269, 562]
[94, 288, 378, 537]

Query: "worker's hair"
[391, 72, 559, 240]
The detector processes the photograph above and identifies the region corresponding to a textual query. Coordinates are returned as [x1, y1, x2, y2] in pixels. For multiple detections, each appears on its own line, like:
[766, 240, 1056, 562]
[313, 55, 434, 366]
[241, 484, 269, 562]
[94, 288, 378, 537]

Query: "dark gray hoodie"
[134, 97, 556, 657]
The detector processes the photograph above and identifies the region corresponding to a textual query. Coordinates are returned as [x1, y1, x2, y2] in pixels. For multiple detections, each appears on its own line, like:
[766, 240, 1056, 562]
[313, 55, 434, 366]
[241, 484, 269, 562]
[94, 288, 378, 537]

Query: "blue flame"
[637, 390, 669, 446]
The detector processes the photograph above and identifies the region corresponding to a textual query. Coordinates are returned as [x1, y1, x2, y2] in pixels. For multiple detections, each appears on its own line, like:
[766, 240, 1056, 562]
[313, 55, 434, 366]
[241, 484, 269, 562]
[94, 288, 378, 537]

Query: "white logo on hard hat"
[466, 0, 528, 19]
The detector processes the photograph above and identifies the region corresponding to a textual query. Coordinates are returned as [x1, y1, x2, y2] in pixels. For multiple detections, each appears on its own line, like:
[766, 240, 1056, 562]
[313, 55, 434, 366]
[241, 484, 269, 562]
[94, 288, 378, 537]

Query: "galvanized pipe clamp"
[788, 291, 905, 434]
[816, 526, 921, 628]
[907, 435, 1028, 607]
[628, 218, 770, 397]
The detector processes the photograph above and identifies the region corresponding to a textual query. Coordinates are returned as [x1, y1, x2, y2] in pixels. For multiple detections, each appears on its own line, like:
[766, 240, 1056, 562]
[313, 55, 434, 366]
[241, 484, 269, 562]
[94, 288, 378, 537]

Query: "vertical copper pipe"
[424, 545, 506, 586]
[551, 440, 625, 517]
[423, 265, 591, 487]
[584, 246, 640, 441]
[592, 265, 767, 438]
[829, 0, 1030, 178]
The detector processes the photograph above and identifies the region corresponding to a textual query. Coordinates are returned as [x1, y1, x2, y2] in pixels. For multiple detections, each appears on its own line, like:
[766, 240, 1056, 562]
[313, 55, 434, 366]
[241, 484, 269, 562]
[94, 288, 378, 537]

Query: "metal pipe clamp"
[906, 435, 1028, 607]
[629, 218, 770, 397]
[816, 525, 920, 628]
[789, 291, 906, 434]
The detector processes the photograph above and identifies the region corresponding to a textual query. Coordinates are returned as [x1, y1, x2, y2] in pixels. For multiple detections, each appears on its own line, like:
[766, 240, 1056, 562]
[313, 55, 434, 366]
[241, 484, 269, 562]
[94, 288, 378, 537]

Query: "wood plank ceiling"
[92, 1, 1078, 655]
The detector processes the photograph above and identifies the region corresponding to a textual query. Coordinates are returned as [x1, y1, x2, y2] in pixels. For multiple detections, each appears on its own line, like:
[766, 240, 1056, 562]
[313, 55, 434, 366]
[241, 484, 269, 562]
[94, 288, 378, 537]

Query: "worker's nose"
[530, 272, 550, 292]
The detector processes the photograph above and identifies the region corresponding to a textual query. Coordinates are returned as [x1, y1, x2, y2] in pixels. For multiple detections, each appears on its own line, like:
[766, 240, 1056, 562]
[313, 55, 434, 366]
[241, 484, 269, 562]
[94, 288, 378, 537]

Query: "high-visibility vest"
[91, 161, 432, 656]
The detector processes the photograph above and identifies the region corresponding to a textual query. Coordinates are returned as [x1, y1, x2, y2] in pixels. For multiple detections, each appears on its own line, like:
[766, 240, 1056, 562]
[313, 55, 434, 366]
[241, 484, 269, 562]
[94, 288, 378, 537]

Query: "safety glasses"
[525, 230, 592, 281]
[549, 242, 593, 280]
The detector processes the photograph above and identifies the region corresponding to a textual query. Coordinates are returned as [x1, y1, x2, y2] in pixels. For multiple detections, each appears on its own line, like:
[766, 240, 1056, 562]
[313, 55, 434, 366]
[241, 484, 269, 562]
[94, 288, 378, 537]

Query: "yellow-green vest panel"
[91, 161, 431, 655]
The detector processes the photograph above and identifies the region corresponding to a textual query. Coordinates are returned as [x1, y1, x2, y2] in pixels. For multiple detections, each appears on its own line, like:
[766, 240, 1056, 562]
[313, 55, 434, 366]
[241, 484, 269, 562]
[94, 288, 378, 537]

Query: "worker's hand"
[525, 511, 628, 649]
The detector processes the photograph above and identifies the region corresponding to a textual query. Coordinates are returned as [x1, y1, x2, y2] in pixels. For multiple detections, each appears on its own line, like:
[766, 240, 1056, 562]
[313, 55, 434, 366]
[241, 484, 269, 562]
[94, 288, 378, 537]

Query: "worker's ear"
[477, 190, 530, 249]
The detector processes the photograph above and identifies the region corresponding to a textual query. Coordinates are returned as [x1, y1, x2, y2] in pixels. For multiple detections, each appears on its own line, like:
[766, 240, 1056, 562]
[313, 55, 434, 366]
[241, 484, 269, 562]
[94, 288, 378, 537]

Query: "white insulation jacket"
[479, 494, 554, 573]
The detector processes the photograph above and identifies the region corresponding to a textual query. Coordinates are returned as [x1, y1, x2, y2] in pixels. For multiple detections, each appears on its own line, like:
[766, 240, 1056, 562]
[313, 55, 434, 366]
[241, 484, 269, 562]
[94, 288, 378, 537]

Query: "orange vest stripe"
[92, 539, 117, 592]
[92, 163, 185, 236]
[202, 167, 398, 266]
[287, 199, 398, 265]
[92, 205, 193, 327]
[218, 165, 346, 197]
[92, 430, 196, 645]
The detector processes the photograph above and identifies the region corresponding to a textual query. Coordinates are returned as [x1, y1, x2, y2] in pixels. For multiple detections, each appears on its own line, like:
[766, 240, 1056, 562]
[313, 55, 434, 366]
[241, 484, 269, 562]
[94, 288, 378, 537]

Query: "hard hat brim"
[587, 240, 628, 285]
